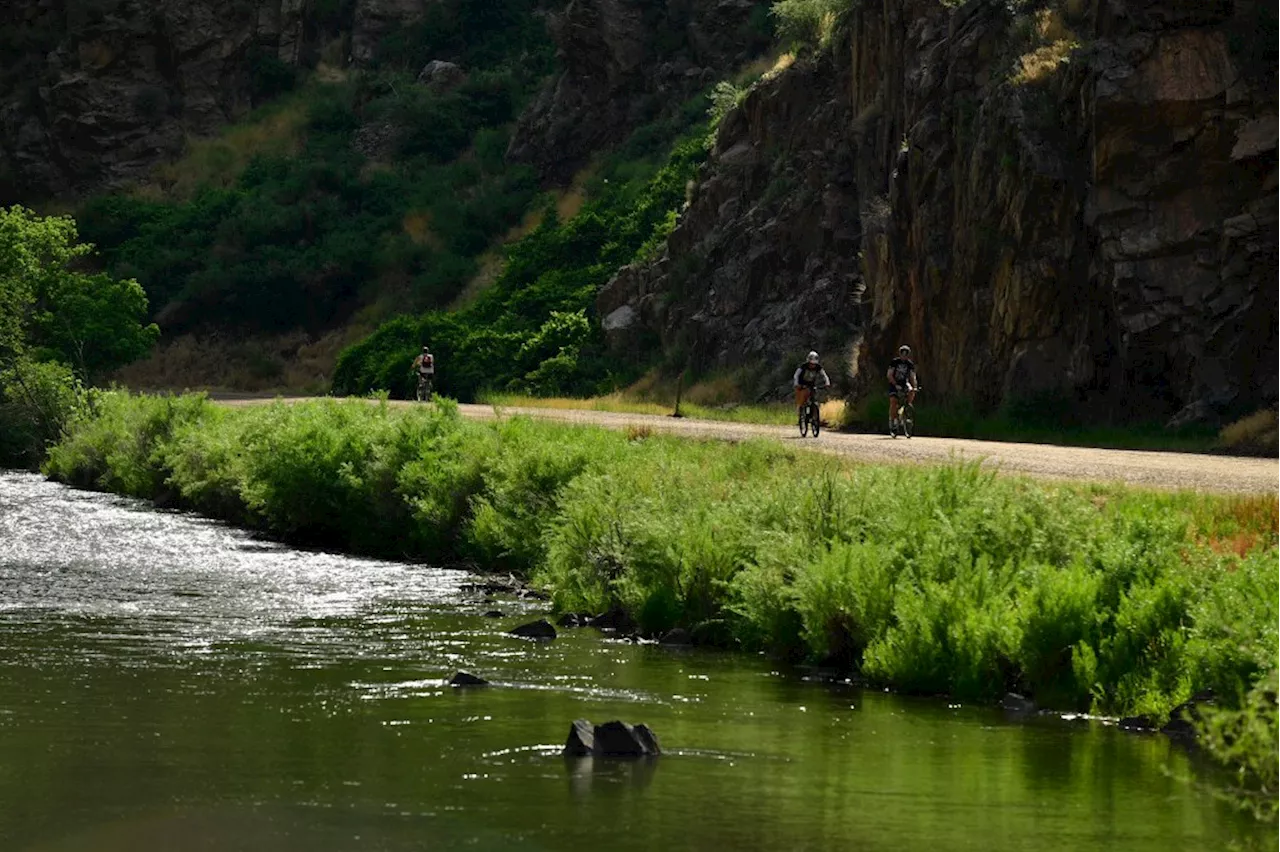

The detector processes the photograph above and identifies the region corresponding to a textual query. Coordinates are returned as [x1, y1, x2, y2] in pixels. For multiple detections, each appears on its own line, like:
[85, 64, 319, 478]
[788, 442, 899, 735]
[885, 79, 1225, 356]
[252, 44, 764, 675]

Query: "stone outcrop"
[507, 0, 772, 183]
[0, 0, 435, 200]
[599, 55, 862, 394]
[600, 0, 1278, 423]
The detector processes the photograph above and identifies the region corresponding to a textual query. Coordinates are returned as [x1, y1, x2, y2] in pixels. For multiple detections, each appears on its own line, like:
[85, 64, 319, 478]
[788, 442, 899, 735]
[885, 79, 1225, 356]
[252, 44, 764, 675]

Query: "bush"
[44, 392, 1280, 738]
[769, 0, 847, 51]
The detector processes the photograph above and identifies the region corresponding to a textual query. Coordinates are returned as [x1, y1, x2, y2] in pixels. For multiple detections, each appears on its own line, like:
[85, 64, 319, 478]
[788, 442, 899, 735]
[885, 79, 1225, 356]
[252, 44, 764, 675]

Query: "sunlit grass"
[43, 391, 1277, 758]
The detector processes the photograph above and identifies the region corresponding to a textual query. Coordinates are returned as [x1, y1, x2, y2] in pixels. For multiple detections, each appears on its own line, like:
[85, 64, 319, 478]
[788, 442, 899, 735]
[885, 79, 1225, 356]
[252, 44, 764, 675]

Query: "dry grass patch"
[1218, 408, 1279, 456]
[1009, 8, 1080, 85]
[146, 102, 308, 199]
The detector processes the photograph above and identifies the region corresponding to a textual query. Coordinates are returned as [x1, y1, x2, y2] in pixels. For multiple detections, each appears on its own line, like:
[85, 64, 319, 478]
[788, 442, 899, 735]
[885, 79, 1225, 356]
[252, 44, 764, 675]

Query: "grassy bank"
[44, 392, 1278, 807]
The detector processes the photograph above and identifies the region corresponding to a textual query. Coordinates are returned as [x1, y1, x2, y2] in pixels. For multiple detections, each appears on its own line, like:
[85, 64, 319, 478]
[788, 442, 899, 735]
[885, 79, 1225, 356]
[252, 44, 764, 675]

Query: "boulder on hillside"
[509, 619, 557, 640]
[418, 60, 467, 93]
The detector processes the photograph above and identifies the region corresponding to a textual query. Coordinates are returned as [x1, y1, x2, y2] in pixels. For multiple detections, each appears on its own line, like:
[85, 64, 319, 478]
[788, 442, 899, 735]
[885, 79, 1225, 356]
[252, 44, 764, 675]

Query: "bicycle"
[416, 373, 434, 402]
[798, 387, 824, 438]
[890, 385, 917, 438]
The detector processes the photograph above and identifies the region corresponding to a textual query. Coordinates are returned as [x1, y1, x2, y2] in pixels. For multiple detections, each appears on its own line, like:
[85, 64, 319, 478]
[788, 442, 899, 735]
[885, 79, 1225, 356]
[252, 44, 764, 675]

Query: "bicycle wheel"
[799, 407, 810, 437]
[810, 402, 821, 437]
[901, 403, 914, 438]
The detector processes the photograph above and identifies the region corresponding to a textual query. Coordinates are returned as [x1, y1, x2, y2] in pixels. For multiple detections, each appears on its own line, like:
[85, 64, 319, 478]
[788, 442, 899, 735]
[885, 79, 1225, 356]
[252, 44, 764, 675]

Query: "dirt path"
[215, 395, 1277, 495]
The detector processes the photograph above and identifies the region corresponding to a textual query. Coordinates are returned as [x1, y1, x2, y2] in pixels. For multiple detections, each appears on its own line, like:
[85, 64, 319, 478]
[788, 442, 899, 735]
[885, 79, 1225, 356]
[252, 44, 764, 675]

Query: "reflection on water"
[0, 472, 1271, 852]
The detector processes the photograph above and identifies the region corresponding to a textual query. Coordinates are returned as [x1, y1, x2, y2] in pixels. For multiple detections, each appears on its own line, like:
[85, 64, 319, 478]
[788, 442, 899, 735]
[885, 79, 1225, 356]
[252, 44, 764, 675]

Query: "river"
[0, 472, 1268, 851]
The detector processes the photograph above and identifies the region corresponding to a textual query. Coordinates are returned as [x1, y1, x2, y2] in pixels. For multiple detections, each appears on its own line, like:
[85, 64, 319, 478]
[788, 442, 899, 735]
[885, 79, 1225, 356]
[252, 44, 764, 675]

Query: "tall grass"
[44, 393, 1278, 767]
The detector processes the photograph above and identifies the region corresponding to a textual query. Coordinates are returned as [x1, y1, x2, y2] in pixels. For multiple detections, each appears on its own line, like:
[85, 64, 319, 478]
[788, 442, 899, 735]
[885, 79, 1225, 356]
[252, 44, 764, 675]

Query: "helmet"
[807, 351, 819, 362]
[422, 345, 430, 352]
[898, 344, 911, 355]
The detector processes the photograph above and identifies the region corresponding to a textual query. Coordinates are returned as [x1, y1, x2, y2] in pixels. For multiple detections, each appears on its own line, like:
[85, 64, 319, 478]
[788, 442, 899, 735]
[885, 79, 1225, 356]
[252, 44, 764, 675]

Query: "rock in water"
[563, 719, 595, 756]
[633, 724, 661, 755]
[593, 720, 658, 757]
[509, 619, 557, 640]
[483, 610, 505, 618]
[448, 671, 489, 687]
[556, 612, 589, 628]
[1001, 692, 1037, 714]
[589, 608, 635, 633]
[659, 627, 692, 645]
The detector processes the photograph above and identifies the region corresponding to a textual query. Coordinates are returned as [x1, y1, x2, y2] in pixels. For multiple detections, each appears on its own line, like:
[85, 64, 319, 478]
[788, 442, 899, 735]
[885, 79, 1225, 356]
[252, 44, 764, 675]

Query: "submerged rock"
[1118, 715, 1157, 732]
[448, 671, 489, 687]
[509, 619, 557, 640]
[658, 627, 692, 646]
[483, 610, 505, 618]
[1001, 692, 1037, 714]
[556, 612, 590, 628]
[1161, 702, 1202, 739]
[589, 608, 635, 634]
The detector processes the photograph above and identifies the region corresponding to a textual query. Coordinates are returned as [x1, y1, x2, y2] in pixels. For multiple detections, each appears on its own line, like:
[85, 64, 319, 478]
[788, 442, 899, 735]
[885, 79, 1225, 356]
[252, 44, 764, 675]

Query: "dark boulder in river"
[589, 608, 635, 634]
[593, 721, 662, 757]
[510, 619, 557, 640]
[659, 628, 692, 646]
[564, 719, 595, 756]
[483, 610, 505, 618]
[1000, 693, 1037, 714]
[563, 720, 662, 758]
[556, 612, 590, 628]
[448, 671, 489, 687]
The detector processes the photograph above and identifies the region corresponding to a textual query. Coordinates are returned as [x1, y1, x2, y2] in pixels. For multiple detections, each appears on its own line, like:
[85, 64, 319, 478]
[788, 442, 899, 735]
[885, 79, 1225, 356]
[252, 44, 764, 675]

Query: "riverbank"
[42, 392, 1278, 809]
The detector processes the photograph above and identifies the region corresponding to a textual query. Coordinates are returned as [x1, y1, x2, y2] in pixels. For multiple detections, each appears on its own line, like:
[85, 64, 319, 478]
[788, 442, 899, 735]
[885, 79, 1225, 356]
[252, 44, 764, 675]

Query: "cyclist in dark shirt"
[886, 344, 918, 434]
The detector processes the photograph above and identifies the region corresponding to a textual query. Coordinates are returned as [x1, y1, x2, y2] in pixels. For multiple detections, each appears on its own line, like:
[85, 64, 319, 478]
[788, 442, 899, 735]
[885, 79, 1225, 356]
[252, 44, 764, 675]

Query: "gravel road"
[216, 396, 1278, 495]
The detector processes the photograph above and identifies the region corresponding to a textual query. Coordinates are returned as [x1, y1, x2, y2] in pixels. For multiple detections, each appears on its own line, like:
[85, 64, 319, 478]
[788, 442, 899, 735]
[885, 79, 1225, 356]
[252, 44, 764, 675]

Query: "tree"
[0, 206, 158, 467]
[0, 205, 159, 380]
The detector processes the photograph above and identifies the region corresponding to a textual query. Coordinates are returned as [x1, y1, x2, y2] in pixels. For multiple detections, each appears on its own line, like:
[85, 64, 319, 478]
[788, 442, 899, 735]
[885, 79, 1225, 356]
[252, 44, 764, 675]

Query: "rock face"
[599, 55, 863, 392]
[0, 0, 434, 200]
[507, 0, 771, 183]
[600, 0, 1278, 423]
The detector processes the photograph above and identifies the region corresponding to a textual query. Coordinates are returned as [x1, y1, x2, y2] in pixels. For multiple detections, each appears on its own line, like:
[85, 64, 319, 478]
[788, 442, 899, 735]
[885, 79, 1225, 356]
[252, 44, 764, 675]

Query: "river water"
[0, 472, 1268, 851]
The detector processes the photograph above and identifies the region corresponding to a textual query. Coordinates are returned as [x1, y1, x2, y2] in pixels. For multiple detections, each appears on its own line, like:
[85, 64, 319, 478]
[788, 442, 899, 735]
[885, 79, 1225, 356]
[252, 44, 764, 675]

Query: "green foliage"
[77, 0, 554, 339]
[1194, 669, 1278, 823]
[770, 0, 848, 51]
[0, 359, 85, 469]
[333, 131, 710, 401]
[0, 206, 155, 466]
[42, 391, 1280, 791]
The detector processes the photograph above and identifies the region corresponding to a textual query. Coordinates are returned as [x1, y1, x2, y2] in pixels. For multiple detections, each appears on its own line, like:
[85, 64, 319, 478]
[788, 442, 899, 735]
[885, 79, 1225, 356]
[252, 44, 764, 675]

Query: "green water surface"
[0, 473, 1268, 851]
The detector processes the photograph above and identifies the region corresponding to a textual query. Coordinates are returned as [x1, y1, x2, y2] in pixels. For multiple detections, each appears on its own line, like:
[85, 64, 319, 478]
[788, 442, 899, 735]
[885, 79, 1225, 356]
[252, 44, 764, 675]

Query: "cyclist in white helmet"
[887, 344, 918, 434]
[793, 350, 832, 413]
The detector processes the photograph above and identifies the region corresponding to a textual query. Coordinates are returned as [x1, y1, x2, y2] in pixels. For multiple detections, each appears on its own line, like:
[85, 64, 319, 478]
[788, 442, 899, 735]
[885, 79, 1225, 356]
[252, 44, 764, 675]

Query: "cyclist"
[887, 344, 918, 434]
[412, 345, 435, 401]
[793, 350, 832, 414]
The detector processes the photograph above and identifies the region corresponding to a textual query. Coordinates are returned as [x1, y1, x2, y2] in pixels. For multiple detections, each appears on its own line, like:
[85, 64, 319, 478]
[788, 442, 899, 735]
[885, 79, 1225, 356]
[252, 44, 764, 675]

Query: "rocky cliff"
[600, 0, 1278, 423]
[507, 0, 772, 182]
[0, 0, 449, 199]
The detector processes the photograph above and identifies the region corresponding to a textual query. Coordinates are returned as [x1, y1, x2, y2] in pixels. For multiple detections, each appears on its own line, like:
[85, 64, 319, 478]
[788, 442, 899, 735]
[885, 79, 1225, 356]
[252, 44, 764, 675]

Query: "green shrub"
[44, 391, 1280, 749]
[770, 0, 847, 51]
